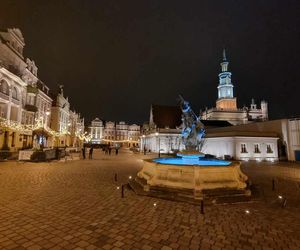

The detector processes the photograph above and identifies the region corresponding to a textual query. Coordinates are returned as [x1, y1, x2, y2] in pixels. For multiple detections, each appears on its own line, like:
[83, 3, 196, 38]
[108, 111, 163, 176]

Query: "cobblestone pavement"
[0, 149, 299, 250]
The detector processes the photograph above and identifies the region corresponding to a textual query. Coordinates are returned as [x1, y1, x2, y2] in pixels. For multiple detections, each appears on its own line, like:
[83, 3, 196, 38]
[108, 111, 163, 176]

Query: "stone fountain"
[133, 96, 250, 203]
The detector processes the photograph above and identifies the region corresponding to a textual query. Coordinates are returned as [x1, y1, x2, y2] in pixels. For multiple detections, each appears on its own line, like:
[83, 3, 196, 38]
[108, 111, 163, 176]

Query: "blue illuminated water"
[153, 157, 231, 166]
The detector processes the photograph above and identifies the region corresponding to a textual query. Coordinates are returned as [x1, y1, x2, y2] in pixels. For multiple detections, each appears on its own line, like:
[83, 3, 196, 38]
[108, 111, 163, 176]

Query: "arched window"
[12, 87, 18, 100]
[0, 80, 9, 95]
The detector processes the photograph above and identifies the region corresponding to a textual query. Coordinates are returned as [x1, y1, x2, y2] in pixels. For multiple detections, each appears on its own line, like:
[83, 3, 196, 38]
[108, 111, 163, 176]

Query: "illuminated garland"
[97, 138, 139, 143]
[0, 117, 86, 141]
[0, 117, 32, 133]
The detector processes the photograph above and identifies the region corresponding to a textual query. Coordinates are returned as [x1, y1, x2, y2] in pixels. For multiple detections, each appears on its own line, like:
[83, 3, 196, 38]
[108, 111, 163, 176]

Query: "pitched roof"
[151, 105, 182, 129]
[201, 120, 232, 128]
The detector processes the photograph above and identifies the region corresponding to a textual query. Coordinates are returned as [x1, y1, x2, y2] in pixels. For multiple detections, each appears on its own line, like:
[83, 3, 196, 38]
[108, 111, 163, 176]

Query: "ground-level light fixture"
[245, 210, 250, 214]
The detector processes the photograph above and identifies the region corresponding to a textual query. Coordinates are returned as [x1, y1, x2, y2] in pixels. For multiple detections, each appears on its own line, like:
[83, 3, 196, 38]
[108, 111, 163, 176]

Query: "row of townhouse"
[0, 28, 84, 156]
[89, 118, 140, 147]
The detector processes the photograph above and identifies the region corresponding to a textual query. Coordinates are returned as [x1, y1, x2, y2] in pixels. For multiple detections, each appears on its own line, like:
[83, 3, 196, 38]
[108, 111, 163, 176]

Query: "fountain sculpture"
[136, 96, 250, 202]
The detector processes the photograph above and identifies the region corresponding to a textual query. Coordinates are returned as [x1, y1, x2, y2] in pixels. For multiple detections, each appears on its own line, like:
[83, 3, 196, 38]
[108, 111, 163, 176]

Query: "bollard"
[282, 198, 287, 208]
[200, 200, 204, 214]
[114, 173, 118, 182]
[272, 178, 275, 191]
[121, 184, 125, 198]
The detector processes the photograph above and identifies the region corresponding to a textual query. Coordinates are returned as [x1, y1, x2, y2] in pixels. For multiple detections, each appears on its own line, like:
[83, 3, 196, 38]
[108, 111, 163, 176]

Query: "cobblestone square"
[0, 149, 299, 249]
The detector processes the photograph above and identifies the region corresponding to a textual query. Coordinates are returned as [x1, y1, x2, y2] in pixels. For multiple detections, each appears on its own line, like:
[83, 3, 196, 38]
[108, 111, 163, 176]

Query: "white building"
[50, 86, 70, 136]
[128, 124, 141, 147]
[69, 110, 84, 147]
[50, 86, 84, 147]
[95, 120, 140, 147]
[0, 28, 53, 150]
[89, 117, 104, 144]
[209, 118, 300, 161]
[201, 49, 268, 125]
[104, 121, 115, 142]
[203, 132, 278, 161]
[116, 121, 128, 142]
[141, 104, 279, 161]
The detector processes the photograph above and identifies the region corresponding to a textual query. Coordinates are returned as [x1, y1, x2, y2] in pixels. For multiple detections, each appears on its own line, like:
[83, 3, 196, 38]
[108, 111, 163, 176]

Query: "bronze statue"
[179, 95, 206, 152]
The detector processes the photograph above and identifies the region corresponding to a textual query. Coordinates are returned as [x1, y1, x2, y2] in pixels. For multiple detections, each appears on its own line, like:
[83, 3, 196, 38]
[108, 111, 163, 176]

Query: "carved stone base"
[136, 159, 250, 201]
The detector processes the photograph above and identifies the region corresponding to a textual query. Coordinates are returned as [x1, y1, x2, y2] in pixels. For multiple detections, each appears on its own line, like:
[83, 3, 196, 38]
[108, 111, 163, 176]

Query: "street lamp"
[155, 132, 160, 158]
[142, 134, 146, 154]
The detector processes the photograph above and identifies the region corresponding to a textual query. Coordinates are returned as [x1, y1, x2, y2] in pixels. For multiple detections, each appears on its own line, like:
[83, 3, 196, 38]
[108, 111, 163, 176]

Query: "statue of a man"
[179, 95, 205, 151]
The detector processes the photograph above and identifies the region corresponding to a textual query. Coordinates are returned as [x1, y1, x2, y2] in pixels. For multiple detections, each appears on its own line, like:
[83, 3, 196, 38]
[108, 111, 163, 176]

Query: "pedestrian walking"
[89, 146, 94, 159]
[115, 148, 119, 155]
[108, 147, 112, 155]
[82, 146, 86, 159]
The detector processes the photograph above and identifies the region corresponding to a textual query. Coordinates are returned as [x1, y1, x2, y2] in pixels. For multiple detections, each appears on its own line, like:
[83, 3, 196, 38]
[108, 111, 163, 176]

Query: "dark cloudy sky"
[1, 0, 299, 124]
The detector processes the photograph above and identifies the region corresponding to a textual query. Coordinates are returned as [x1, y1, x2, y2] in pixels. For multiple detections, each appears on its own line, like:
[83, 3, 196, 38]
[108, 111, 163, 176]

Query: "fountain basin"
[153, 157, 231, 166]
[137, 157, 249, 200]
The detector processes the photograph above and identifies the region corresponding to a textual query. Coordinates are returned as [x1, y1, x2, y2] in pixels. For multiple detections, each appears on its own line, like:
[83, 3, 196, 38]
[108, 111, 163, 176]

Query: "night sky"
[1, 0, 300, 124]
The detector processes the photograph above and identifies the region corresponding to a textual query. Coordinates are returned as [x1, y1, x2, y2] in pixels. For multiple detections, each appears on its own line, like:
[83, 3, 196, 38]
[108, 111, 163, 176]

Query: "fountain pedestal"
[136, 157, 250, 201]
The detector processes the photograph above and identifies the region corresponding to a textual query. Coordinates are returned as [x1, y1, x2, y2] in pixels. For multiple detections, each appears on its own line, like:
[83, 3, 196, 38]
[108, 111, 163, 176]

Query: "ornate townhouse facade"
[89, 119, 140, 147]
[0, 28, 85, 155]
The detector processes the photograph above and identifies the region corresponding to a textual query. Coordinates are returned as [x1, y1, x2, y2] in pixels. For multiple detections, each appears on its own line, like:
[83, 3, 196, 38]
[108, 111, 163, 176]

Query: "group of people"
[103, 145, 119, 155]
[81, 146, 94, 159]
[81, 145, 120, 159]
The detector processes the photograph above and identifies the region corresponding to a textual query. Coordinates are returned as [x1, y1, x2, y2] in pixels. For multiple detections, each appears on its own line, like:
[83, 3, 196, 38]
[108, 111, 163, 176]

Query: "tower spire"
[222, 48, 227, 62]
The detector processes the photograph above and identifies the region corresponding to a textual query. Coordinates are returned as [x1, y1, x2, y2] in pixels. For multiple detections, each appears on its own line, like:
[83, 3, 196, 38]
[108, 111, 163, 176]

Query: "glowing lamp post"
[155, 132, 160, 158]
[142, 135, 146, 154]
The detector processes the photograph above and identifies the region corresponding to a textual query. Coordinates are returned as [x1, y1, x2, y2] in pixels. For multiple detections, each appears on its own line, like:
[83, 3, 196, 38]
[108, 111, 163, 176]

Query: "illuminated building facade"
[201, 49, 268, 125]
[128, 124, 140, 147]
[88, 119, 140, 147]
[141, 104, 278, 161]
[69, 110, 85, 147]
[89, 118, 104, 144]
[0, 28, 53, 152]
[50, 86, 84, 147]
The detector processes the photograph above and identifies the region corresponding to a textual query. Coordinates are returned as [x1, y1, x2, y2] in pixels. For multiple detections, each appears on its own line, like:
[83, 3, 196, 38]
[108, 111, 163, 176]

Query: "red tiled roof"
[152, 105, 182, 129]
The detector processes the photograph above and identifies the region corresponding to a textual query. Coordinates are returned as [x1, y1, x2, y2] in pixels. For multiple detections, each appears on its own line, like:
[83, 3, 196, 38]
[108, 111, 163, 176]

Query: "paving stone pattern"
[0, 150, 299, 249]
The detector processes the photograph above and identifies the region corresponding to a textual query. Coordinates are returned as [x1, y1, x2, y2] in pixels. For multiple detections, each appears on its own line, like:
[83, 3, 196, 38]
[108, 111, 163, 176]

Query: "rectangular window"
[241, 144, 247, 153]
[254, 144, 260, 153]
[267, 144, 273, 154]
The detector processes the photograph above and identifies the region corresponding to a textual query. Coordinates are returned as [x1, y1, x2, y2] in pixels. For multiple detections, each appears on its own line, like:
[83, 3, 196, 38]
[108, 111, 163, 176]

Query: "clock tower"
[216, 49, 237, 110]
